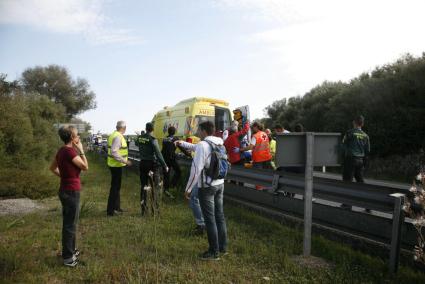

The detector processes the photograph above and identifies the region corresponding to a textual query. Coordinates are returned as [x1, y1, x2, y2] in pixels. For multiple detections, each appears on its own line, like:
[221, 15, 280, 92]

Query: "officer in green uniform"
[342, 115, 370, 183]
[136, 122, 168, 216]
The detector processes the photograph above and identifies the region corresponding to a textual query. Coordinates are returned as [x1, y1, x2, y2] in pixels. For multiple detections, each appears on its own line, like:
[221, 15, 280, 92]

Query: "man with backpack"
[183, 121, 229, 261]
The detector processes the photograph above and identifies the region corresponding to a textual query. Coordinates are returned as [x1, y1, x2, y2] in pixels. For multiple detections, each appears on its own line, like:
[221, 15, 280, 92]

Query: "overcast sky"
[1, 0, 424, 134]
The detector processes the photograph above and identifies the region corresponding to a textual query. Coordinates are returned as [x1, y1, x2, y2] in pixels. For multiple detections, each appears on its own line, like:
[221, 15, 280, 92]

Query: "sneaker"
[199, 251, 220, 261]
[74, 249, 80, 257]
[164, 191, 175, 199]
[114, 210, 123, 215]
[64, 255, 78, 267]
[220, 250, 229, 256]
[64, 259, 78, 267]
[115, 208, 125, 213]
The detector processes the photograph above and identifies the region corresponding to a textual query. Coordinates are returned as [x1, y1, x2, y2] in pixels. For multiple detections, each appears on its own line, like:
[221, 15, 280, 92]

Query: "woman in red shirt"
[50, 125, 88, 267]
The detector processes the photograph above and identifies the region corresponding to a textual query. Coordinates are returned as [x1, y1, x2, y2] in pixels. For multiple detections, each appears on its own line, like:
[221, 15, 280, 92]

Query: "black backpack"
[203, 140, 230, 186]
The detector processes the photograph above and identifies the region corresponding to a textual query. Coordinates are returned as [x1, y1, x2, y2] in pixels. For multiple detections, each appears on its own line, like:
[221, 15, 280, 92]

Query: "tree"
[262, 53, 425, 158]
[21, 65, 97, 119]
[0, 78, 61, 198]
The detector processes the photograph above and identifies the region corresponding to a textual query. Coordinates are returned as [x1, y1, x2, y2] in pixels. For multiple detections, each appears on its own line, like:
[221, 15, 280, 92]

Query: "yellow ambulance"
[152, 97, 232, 146]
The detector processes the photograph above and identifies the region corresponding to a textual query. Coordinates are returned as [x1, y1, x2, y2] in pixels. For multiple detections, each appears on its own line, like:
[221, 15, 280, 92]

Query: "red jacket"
[224, 122, 250, 164]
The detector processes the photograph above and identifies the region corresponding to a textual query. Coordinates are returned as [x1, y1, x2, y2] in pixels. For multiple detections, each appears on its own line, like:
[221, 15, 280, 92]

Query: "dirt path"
[0, 198, 45, 216]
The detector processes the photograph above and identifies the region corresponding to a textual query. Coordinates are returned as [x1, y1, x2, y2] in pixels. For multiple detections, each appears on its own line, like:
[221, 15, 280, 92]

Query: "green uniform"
[342, 128, 370, 182]
[135, 132, 167, 216]
[342, 128, 370, 158]
[136, 133, 167, 167]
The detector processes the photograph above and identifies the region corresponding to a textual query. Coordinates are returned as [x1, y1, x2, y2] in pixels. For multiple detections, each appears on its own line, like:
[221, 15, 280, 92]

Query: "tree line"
[0, 65, 96, 198]
[262, 53, 425, 159]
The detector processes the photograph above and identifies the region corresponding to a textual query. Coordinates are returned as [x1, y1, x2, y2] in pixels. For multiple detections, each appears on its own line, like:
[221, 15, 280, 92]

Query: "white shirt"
[184, 136, 225, 193]
[250, 136, 257, 146]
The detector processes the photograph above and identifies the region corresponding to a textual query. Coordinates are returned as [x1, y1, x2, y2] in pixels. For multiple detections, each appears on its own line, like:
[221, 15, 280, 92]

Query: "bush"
[0, 76, 62, 199]
[367, 154, 425, 182]
[263, 53, 425, 161]
[0, 168, 58, 199]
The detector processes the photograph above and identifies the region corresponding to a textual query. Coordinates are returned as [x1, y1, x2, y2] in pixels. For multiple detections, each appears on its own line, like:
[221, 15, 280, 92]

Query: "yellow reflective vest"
[269, 139, 276, 160]
[107, 131, 128, 167]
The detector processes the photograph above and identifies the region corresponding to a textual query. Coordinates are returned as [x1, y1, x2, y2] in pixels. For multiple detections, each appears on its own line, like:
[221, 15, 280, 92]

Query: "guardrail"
[125, 148, 414, 273]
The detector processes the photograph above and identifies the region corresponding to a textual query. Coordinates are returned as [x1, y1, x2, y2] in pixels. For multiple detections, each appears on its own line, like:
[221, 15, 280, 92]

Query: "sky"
[1, 0, 425, 134]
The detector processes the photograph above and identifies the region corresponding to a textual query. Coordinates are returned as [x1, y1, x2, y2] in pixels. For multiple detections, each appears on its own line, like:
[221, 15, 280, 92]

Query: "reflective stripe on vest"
[107, 131, 128, 167]
[252, 131, 272, 163]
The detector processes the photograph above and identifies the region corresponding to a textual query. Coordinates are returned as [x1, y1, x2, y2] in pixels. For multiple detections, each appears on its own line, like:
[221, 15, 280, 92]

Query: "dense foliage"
[262, 53, 425, 180]
[262, 53, 425, 159]
[0, 66, 96, 198]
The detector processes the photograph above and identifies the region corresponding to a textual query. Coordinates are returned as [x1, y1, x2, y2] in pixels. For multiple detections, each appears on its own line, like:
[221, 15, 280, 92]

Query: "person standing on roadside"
[50, 126, 89, 267]
[274, 124, 290, 135]
[161, 126, 181, 198]
[265, 129, 277, 169]
[175, 140, 206, 235]
[107, 121, 132, 217]
[182, 121, 228, 260]
[342, 115, 370, 183]
[136, 122, 168, 216]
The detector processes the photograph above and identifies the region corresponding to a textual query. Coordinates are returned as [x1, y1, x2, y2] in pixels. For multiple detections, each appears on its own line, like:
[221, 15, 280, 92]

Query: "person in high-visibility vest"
[240, 122, 273, 170]
[265, 128, 276, 169]
[106, 121, 132, 216]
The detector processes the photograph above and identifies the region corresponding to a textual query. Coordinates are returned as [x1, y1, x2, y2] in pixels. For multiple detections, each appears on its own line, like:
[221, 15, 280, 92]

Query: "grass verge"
[0, 152, 424, 283]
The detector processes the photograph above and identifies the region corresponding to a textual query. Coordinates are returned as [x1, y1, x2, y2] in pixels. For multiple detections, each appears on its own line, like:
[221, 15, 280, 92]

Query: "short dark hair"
[146, 122, 154, 133]
[199, 121, 215, 136]
[168, 126, 176, 136]
[58, 125, 77, 144]
[274, 124, 283, 130]
[354, 115, 364, 126]
[252, 122, 264, 131]
[294, 123, 304, 132]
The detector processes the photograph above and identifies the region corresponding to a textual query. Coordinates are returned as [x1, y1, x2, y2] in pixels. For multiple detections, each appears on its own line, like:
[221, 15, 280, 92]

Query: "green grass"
[1, 153, 424, 283]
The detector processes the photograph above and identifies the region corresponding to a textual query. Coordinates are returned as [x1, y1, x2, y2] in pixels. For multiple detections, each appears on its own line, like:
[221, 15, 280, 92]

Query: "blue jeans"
[190, 185, 205, 226]
[58, 190, 80, 261]
[198, 184, 227, 253]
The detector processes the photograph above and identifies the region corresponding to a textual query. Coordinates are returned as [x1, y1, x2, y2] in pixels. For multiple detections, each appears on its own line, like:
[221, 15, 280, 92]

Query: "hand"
[184, 191, 191, 200]
[164, 166, 169, 173]
[126, 160, 132, 166]
[233, 147, 240, 153]
[73, 141, 84, 154]
[174, 140, 183, 146]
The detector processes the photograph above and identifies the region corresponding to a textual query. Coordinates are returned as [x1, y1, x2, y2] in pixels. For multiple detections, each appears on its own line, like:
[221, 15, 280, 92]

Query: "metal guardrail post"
[389, 193, 405, 273]
[303, 132, 314, 256]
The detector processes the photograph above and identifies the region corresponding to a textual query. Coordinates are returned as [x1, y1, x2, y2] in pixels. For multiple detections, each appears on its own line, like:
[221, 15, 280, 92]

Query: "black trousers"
[107, 167, 122, 215]
[343, 156, 365, 183]
[163, 158, 181, 191]
[59, 190, 80, 260]
[139, 160, 161, 213]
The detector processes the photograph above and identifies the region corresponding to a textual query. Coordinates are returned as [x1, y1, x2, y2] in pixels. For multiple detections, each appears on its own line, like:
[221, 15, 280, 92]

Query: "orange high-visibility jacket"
[252, 131, 272, 163]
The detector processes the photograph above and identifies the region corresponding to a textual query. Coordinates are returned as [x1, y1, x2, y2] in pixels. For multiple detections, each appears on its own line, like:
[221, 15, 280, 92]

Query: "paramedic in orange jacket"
[240, 122, 273, 169]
